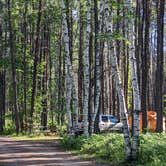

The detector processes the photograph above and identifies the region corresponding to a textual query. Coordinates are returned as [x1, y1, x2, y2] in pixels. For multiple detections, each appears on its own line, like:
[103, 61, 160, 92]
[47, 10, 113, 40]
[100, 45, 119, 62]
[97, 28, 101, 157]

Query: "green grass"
[11, 134, 60, 141]
[0, 132, 60, 141]
[60, 133, 166, 166]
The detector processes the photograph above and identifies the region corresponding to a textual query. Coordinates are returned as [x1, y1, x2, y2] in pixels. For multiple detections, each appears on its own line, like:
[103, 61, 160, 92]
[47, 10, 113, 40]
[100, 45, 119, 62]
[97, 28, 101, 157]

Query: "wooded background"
[0, 0, 165, 138]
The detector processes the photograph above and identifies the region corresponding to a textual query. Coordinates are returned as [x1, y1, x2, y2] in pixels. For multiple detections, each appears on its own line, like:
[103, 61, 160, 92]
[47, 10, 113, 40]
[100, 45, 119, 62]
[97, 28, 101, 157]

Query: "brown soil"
[0, 136, 109, 166]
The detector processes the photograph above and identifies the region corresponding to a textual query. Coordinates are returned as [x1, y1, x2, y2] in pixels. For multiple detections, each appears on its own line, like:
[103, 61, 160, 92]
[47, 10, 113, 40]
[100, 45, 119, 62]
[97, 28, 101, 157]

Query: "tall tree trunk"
[135, 0, 141, 89]
[8, 0, 20, 134]
[83, 0, 92, 136]
[41, 22, 49, 130]
[61, 0, 78, 132]
[116, 0, 121, 65]
[0, 71, 5, 133]
[155, 0, 165, 132]
[141, 0, 150, 132]
[29, 0, 42, 134]
[125, 0, 141, 159]
[88, 30, 93, 134]
[91, 0, 104, 134]
[57, 25, 63, 125]
[0, 69, 5, 133]
[66, 73, 72, 131]
[78, 1, 84, 119]
[23, 0, 28, 131]
[0, 10, 5, 133]
[104, 0, 131, 159]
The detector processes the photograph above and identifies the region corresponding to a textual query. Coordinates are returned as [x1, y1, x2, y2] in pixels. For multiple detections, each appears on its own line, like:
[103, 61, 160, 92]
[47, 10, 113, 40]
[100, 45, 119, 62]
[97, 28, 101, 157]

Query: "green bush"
[138, 133, 166, 166]
[57, 125, 67, 136]
[60, 133, 166, 165]
[60, 133, 125, 164]
[3, 120, 16, 135]
[80, 134, 125, 164]
[60, 134, 87, 150]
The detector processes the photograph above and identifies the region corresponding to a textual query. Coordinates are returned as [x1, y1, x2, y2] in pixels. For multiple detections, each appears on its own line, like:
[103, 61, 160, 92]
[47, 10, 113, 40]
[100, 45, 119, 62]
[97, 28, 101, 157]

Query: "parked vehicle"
[73, 115, 123, 135]
[99, 115, 123, 132]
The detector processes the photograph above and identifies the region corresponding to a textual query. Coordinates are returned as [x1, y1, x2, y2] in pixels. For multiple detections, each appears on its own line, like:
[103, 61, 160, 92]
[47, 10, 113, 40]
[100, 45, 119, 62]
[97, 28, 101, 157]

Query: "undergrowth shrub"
[60, 133, 166, 166]
[60, 134, 87, 150]
[3, 120, 16, 135]
[60, 133, 125, 164]
[57, 125, 67, 136]
[138, 133, 166, 166]
[80, 134, 125, 163]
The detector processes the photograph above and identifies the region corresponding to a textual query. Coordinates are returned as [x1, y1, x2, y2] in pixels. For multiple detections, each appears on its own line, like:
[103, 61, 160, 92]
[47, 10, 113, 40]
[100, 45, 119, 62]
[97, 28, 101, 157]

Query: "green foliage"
[60, 133, 125, 164]
[57, 125, 67, 137]
[3, 112, 16, 135]
[3, 120, 16, 135]
[97, 32, 131, 45]
[60, 133, 166, 165]
[138, 133, 166, 166]
[60, 135, 87, 150]
[80, 134, 125, 164]
[48, 121, 57, 132]
[0, 56, 11, 70]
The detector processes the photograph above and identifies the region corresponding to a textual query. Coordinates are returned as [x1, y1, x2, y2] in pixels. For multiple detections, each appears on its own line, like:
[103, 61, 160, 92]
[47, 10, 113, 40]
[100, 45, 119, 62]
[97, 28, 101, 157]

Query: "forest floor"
[0, 136, 109, 166]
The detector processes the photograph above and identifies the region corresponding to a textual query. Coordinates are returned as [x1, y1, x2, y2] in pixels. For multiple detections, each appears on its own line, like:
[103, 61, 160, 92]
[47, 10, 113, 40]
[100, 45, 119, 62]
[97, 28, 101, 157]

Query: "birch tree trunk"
[90, 0, 105, 134]
[66, 73, 73, 132]
[124, 0, 141, 159]
[104, 0, 132, 159]
[83, 0, 92, 136]
[61, 0, 78, 132]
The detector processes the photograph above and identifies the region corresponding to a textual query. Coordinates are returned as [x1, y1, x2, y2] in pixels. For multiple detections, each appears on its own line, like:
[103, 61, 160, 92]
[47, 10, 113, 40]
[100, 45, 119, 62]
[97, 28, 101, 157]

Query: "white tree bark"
[104, 0, 132, 159]
[61, 0, 78, 132]
[83, 0, 92, 137]
[66, 73, 73, 131]
[124, 0, 141, 159]
[90, 1, 105, 134]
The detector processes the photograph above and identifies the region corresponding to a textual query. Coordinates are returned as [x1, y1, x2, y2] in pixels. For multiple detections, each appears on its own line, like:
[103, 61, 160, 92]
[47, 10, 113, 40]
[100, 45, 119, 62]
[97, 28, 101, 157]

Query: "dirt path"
[0, 136, 103, 166]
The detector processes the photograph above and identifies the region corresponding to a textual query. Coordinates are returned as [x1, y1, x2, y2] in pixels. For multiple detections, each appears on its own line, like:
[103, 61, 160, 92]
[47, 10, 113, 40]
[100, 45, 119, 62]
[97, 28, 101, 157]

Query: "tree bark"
[141, 0, 151, 131]
[125, 0, 141, 159]
[104, 0, 131, 159]
[41, 22, 49, 130]
[23, 0, 28, 131]
[0, 10, 5, 133]
[8, 0, 20, 134]
[30, 0, 42, 134]
[155, 0, 165, 132]
[90, 0, 104, 134]
[78, 1, 84, 120]
[61, 0, 78, 132]
[83, 0, 92, 136]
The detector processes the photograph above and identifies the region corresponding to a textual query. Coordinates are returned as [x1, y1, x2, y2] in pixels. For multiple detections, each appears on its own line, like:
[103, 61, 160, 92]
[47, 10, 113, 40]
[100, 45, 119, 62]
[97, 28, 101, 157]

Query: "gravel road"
[0, 137, 102, 166]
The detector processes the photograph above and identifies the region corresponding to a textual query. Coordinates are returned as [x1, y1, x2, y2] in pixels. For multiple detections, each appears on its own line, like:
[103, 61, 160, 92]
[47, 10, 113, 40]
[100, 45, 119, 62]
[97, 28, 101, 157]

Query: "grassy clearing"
[0, 132, 60, 141]
[60, 133, 166, 166]
[11, 134, 60, 141]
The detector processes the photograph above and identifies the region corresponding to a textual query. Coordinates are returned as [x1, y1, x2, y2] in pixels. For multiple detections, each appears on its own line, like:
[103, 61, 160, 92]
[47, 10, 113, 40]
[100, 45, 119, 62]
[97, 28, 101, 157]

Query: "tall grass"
[60, 133, 166, 165]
